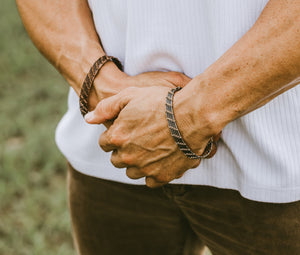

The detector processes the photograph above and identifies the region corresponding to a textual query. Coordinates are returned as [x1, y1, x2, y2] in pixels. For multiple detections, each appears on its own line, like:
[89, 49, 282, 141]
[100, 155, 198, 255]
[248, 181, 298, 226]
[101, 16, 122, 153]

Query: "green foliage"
[0, 0, 73, 254]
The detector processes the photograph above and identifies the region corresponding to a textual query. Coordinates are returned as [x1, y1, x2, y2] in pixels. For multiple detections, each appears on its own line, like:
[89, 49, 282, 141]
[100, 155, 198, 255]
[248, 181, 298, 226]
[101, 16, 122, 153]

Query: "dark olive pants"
[67, 164, 300, 255]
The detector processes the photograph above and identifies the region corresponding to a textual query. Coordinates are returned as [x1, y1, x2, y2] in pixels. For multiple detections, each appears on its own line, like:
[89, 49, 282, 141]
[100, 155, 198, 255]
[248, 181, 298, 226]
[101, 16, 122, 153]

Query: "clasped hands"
[85, 71, 220, 188]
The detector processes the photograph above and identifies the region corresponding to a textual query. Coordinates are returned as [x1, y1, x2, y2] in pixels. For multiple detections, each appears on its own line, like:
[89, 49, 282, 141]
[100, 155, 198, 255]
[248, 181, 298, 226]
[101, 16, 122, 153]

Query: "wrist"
[89, 61, 128, 110]
[172, 76, 225, 155]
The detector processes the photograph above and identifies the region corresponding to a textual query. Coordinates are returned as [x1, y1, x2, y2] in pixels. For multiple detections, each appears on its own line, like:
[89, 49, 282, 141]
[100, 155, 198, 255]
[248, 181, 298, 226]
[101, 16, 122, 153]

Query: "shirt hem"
[67, 158, 300, 204]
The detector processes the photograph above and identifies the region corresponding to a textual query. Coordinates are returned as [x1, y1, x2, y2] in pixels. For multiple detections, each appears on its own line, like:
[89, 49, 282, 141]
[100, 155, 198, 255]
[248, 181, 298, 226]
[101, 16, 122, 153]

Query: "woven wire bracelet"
[79, 55, 123, 117]
[165, 87, 214, 159]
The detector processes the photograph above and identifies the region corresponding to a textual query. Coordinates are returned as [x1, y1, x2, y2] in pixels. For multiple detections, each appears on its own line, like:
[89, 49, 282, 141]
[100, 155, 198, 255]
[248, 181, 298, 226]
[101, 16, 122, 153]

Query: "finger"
[99, 130, 118, 152]
[126, 167, 145, 179]
[110, 150, 129, 168]
[84, 87, 137, 124]
[145, 176, 167, 188]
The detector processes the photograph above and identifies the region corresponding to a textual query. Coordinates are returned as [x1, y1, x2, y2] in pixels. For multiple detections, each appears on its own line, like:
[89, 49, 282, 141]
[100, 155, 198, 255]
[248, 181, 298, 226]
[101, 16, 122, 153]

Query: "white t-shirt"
[56, 0, 300, 203]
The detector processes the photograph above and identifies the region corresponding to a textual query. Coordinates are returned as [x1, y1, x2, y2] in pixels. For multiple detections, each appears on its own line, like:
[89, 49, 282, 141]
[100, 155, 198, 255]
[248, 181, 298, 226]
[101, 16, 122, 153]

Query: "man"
[17, 0, 300, 254]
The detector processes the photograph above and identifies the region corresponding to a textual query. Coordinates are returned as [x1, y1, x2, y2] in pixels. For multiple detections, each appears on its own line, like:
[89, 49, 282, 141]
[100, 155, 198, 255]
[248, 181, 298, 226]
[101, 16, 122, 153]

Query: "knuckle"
[110, 154, 124, 168]
[138, 166, 152, 176]
[109, 129, 126, 147]
[126, 168, 135, 179]
[120, 153, 134, 165]
[99, 143, 109, 152]
[110, 158, 119, 168]
[99, 132, 107, 145]
[145, 177, 156, 188]
[110, 151, 135, 168]
[99, 133, 111, 151]
[145, 177, 164, 188]
[110, 133, 122, 146]
[110, 153, 118, 164]
[126, 168, 142, 179]
[153, 175, 169, 184]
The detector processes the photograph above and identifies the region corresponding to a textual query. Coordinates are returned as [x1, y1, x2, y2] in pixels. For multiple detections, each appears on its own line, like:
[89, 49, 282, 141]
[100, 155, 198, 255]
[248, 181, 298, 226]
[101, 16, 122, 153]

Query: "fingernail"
[84, 111, 94, 122]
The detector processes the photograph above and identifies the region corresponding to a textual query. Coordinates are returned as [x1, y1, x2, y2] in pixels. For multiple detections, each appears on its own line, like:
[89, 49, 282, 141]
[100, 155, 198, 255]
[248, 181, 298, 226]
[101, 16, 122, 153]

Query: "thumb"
[84, 88, 135, 124]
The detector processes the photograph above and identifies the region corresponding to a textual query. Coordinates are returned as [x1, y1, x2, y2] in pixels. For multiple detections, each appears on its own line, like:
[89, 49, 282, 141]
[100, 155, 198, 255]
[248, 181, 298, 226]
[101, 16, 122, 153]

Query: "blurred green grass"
[0, 1, 74, 254]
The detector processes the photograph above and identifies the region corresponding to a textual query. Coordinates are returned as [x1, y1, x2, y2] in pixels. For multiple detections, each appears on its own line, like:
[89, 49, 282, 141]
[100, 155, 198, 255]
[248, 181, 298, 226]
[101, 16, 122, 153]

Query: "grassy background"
[0, 1, 73, 254]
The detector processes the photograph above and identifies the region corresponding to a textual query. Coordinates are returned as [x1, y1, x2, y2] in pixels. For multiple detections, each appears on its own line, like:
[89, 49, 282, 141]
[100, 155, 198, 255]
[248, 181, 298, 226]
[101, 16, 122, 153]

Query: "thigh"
[173, 185, 300, 255]
[67, 164, 201, 255]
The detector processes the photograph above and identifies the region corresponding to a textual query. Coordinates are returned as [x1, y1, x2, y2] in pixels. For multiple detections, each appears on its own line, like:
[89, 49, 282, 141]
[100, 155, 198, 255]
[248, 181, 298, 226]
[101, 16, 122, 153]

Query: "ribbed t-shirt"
[55, 0, 300, 203]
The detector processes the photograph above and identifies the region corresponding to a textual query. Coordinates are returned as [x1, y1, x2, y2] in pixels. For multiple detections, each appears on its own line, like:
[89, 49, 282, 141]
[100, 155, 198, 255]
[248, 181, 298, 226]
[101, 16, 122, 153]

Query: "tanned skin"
[16, 0, 192, 110]
[85, 0, 300, 187]
[17, 0, 300, 187]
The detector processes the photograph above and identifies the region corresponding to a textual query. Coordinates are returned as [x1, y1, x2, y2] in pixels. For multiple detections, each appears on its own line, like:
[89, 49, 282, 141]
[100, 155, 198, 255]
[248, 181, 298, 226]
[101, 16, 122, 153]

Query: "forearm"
[178, 0, 300, 139]
[16, 0, 125, 107]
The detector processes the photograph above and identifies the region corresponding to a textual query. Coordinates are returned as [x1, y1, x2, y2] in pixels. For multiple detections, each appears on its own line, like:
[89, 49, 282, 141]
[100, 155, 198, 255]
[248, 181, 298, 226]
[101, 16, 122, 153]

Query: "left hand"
[85, 86, 220, 188]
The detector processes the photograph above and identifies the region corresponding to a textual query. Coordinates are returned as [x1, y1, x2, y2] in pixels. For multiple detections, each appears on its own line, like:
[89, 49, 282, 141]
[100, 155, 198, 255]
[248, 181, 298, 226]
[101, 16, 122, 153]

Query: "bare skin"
[16, 0, 191, 111]
[16, 0, 215, 187]
[17, 0, 300, 188]
[85, 0, 300, 187]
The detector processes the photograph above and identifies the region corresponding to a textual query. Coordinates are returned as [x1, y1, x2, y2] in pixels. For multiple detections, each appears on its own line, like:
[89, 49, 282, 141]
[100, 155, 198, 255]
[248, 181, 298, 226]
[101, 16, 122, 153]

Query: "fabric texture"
[68, 164, 300, 255]
[56, 0, 300, 203]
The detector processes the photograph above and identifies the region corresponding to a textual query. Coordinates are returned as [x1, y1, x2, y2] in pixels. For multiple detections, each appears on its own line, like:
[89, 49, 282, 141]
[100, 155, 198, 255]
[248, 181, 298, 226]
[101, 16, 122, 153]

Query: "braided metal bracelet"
[79, 55, 123, 117]
[165, 87, 214, 159]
